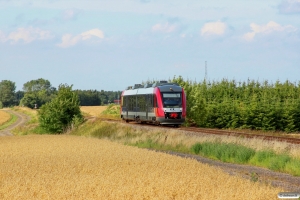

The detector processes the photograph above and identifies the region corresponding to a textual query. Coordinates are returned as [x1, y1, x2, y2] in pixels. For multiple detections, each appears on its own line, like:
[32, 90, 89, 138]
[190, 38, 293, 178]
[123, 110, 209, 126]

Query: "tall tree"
[0, 80, 16, 107]
[38, 84, 83, 133]
[23, 78, 52, 93]
[20, 78, 56, 108]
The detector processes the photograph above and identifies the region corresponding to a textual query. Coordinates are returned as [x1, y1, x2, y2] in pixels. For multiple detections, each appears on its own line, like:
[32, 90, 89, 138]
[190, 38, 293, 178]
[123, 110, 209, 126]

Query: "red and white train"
[120, 81, 186, 126]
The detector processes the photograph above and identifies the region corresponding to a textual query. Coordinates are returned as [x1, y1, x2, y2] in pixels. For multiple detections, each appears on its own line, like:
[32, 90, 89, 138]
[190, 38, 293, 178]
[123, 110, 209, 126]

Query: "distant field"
[0, 135, 280, 199]
[0, 110, 11, 126]
[80, 106, 108, 116]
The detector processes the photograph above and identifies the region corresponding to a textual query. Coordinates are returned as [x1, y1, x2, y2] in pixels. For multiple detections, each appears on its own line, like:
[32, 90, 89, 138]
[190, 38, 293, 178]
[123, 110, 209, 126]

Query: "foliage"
[171, 76, 300, 132]
[22, 78, 53, 93]
[75, 90, 121, 106]
[0, 80, 16, 107]
[20, 78, 56, 109]
[15, 91, 24, 105]
[76, 90, 102, 106]
[38, 84, 83, 133]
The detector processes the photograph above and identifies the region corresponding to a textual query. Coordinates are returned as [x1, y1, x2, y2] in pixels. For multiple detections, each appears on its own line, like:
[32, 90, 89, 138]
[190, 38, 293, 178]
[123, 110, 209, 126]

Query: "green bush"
[38, 84, 83, 133]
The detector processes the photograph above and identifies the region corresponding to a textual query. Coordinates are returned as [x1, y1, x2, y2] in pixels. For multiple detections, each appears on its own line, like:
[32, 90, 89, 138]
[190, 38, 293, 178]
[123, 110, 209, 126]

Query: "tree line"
[171, 76, 300, 132]
[0, 78, 121, 109]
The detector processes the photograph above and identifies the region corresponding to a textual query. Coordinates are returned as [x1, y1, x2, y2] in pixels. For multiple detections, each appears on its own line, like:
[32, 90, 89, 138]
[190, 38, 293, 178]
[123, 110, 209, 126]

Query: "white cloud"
[152, 22, 177, 33]
[57, 28, 104, 48]
[243, 21, 297, 41]
[201, 21, 226, 36]
[2, 27, 53, 44]
[81, 29, 104, 40]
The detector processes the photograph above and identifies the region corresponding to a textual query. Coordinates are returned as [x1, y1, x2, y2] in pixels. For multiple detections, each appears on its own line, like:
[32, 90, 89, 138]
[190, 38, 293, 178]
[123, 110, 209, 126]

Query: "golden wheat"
[0, 135, 281, 199]
[0, 110, 11, 126]
[80, 106, 108, 116]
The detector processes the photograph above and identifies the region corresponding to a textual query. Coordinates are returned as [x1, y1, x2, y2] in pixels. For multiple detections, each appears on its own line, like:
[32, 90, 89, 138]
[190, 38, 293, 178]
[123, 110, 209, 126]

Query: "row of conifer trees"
[171, 76, 300, 132]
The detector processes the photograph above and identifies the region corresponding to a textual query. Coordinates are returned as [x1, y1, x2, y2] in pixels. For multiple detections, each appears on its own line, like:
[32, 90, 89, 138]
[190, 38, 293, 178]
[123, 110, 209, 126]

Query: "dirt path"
[0, 109, 30, 136]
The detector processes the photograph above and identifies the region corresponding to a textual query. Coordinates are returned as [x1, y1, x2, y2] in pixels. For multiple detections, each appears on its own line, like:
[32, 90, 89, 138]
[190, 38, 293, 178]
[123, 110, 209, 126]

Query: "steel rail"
[178, 127, 300, 144]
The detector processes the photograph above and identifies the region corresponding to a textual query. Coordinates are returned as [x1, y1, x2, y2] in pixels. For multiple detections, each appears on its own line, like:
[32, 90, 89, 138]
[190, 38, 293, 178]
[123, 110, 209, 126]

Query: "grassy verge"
[11, 107, 50, 135]
[98, 104, 121, 120]
[71, 119, 300, 176]
[0, 112, 17, 130]
[191, 142, 300, 176]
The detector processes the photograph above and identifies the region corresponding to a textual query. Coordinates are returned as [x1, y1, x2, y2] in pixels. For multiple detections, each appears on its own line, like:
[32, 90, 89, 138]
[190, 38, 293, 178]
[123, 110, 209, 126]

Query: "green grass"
[190, 142, 300, 176]
[98, 104, 121, 120]
[191, 142, 255, 164]
[0, 112, 17, 130]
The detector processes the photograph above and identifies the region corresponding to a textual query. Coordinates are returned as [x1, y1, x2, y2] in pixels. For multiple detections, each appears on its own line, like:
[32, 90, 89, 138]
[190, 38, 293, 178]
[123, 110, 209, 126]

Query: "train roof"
[123, 81, 182, 95]
[125, 81, 180, 90]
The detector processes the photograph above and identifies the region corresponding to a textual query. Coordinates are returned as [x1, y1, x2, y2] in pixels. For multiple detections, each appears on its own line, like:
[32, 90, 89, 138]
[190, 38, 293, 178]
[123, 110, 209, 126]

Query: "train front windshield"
[162, 92, 182, 108]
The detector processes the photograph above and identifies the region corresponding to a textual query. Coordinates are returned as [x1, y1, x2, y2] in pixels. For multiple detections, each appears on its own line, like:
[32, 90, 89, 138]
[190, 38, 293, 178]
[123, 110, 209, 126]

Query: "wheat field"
[80, 106, 108, 116]
[0, 135, 281, 199]
[0, 110, 11, 126]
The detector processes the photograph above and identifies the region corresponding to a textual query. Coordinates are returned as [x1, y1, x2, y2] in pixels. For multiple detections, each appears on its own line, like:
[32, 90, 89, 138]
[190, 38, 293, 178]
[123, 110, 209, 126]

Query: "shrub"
[38, 84, 83, 133]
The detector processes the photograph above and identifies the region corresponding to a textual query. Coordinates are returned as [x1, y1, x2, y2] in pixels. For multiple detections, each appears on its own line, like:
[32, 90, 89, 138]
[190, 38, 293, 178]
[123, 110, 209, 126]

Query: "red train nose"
[170, 112, 178, 118]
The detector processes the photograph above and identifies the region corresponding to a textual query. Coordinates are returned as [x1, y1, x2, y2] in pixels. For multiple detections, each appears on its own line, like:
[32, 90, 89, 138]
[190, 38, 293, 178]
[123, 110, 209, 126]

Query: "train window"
[147, 94, 153, 108]
[161, 92, 182, 108]
[138, 95, 146, 112]
[153, 94, 157, 108]
[128, 95, 134, 111]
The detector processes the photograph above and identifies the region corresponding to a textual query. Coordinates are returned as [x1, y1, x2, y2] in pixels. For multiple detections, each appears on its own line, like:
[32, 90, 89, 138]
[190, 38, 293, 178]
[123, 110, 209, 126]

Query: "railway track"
[93, 117, 300, 145]
[178, 127, 300, 145]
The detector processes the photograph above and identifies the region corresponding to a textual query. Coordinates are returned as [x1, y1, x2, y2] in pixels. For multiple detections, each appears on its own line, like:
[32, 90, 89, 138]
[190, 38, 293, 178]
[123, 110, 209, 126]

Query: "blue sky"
[1, 0, 300, 91]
